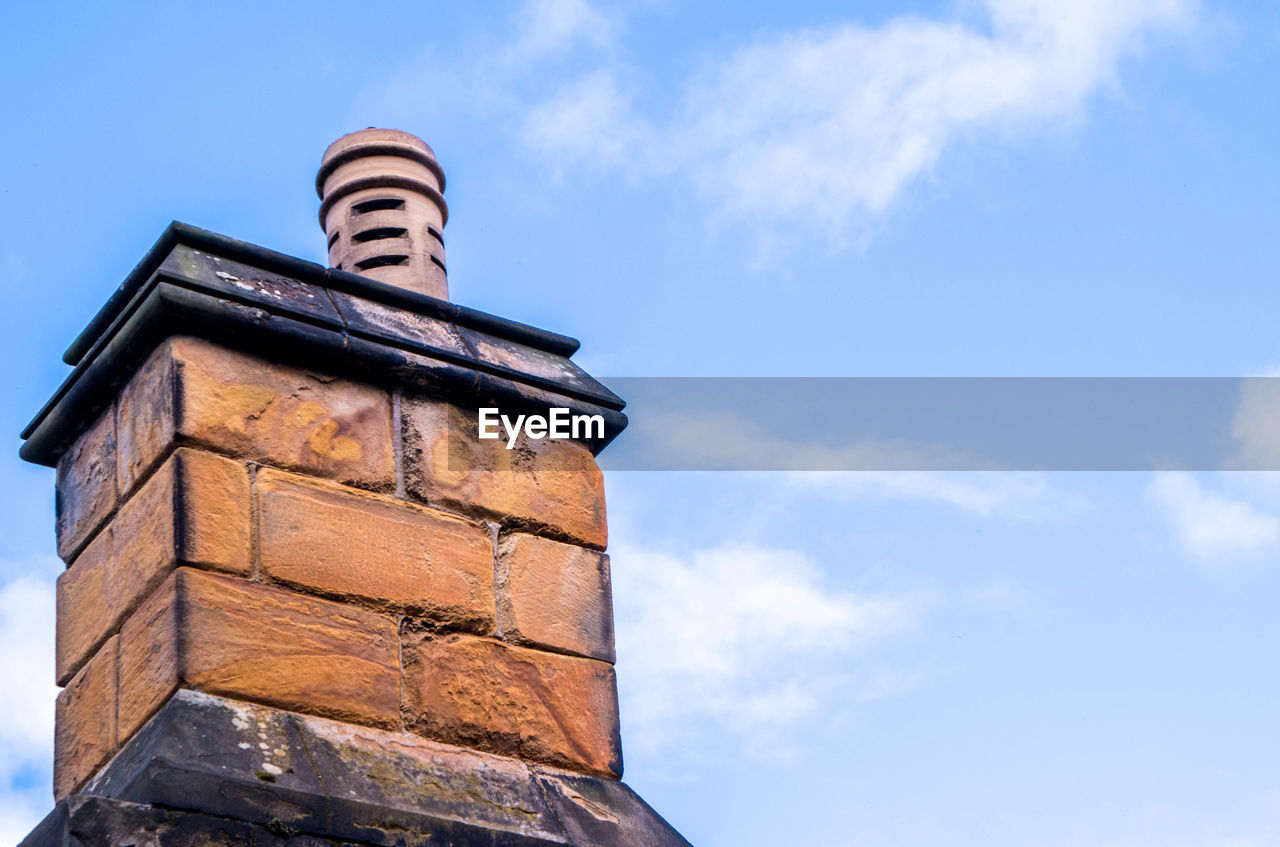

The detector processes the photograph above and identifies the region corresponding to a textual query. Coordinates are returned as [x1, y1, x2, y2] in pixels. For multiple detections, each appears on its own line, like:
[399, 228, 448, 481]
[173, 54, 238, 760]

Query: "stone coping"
[22, 690, 690, 847]
[21, 222, 627, 466]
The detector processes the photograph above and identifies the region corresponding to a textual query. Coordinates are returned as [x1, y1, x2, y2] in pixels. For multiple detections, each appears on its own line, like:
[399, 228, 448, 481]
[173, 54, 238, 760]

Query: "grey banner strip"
[580, 377, 1280, 471]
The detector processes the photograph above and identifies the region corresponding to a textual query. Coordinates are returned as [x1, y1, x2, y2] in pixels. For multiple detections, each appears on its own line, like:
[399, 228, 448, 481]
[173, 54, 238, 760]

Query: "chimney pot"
[317, 128, 449, 299]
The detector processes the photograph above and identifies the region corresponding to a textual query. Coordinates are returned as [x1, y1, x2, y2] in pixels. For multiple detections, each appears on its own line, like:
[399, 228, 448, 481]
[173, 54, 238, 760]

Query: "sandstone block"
[498, 533, 614, 663]
[55, 407, 117, 561]
[117, 576, 180, 743]
[401, 398, 606, 548]
[54, 635, 118, 799]
[116, 342, 177, 496]
[257, 468, 494, 630]
[118, 569, 400, 743]
[117, 337, 394, 494]
[402, 631, 621, 778]
[56, 449, 251, 685]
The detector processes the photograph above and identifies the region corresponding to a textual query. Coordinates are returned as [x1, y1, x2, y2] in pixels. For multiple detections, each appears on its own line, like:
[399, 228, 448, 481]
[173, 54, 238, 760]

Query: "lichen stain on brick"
[303, 416, 364, 463]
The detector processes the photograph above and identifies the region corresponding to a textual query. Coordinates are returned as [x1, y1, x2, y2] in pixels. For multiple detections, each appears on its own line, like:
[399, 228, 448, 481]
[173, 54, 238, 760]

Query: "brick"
[402, 398, 607, 549]
[258, 469, 494, 630]
[56, 531, 112, 687]
[117, 576, 179, 742]
[498, 533, 614, 663]
[54, 635, 118, 799]
[56, 406, 117, 561]
[116, 342, 177, 495]
[402, 631, 621, 778]
[118, 569, 400, 742]
[56, 449, 251, 685]
[117, 337, 394, 494]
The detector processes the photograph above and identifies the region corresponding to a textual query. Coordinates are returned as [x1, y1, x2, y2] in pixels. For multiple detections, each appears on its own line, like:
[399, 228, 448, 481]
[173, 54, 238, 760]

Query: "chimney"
[18, 131, 688, 846]
[318, 128, 449, 299]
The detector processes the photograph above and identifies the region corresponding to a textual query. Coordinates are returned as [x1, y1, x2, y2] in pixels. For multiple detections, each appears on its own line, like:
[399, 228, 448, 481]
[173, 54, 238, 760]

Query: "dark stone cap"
[19, 690, 691, 847]
[19, 222, 627, 466]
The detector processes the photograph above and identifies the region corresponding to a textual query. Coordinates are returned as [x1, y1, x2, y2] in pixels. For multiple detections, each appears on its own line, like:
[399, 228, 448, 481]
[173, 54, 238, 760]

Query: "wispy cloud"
[0, 564, 59, 844]
[507, 0, 619, 62]
[611, 541, 928, 757]
[1147, 472, 1280, 562]
[509, 0, 1197, 239]
[523, 70, 640, 170]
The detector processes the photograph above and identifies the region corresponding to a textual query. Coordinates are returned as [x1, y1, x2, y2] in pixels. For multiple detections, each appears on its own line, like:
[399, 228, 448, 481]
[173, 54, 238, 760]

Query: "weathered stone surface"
[117, 569, 400, 743]
[118, 577, 180, 742]
[54, 636, 117, 799]
[458, 326, 605, 400]
[56, 406, 117, 561]
[402, 398, 607, 549]
[116, 341, 178, 496]
[161, 243, 344, 328]
[90, 690, 330, 835]
[55, 532, 112, 686]
[294, 712, 567, 844]
[498, 534, 614, 663]
[32, 690, 678, 846]
[169, 448, 253, 569]
[536, 770, 692, 847]
[56, 448, 251, 685]
[258, 469, 494, 629]
[328, 290, 469, 356]
[402, 631, 621, 778]
[118, 337, 395, 494]
[183, 570, 401, 728]
[59, 796, 254, 847]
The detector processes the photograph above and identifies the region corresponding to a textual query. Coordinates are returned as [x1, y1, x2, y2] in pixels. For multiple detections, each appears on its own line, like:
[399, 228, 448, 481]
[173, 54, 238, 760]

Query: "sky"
[2, 1, 1280, 845]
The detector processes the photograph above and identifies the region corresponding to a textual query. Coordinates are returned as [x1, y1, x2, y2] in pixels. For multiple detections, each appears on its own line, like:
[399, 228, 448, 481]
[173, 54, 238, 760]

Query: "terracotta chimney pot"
[317, 128, 449, 299]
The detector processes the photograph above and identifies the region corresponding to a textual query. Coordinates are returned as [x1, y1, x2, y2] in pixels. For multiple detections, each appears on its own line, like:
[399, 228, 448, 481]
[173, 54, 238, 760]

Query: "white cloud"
[0, 566, 59, 845]
[1147, 472, 1280, 562]
[523, 70, 642, 170]
[513, 0, 1196, 237]
[611, 542, 926, 755]
[509, 0, 618, 62]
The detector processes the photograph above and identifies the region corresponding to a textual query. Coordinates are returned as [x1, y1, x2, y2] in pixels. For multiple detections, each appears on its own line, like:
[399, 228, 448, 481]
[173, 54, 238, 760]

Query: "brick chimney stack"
[17, 132, 688, 846]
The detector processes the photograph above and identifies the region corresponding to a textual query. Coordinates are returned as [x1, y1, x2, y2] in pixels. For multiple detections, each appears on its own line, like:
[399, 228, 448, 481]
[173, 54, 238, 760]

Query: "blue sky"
[3, 1, 1280, 844]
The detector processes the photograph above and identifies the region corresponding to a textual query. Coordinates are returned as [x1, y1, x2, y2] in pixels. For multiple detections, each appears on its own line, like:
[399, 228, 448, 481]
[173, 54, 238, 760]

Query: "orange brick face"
[116, 342, 177, 495]
[55, 407, 117, 561]
[117, 576, 179, 742]
[257, 469, 495, 630]
[55, 449, 251, 685]
[54, 635, 117, 799]
[55, 533, 111, 687]
[498, 533, 614, 663]
[401, 398, 607, 549]
[117, 569, 401, 741]
[116, 337, 395, 494]
[402, 631, 622, 778]
[53, 334, 625, 791]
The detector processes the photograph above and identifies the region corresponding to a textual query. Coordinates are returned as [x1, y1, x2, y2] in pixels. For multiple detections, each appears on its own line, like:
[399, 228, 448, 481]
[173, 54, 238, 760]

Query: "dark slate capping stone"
[20, 796, 256, 847]
[85, 691, 330, 834]
[535, 770, 691, 847]
[21, 222, 628, 467]
[64, 222, 580, 365]
[18, 690, 690, 847]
